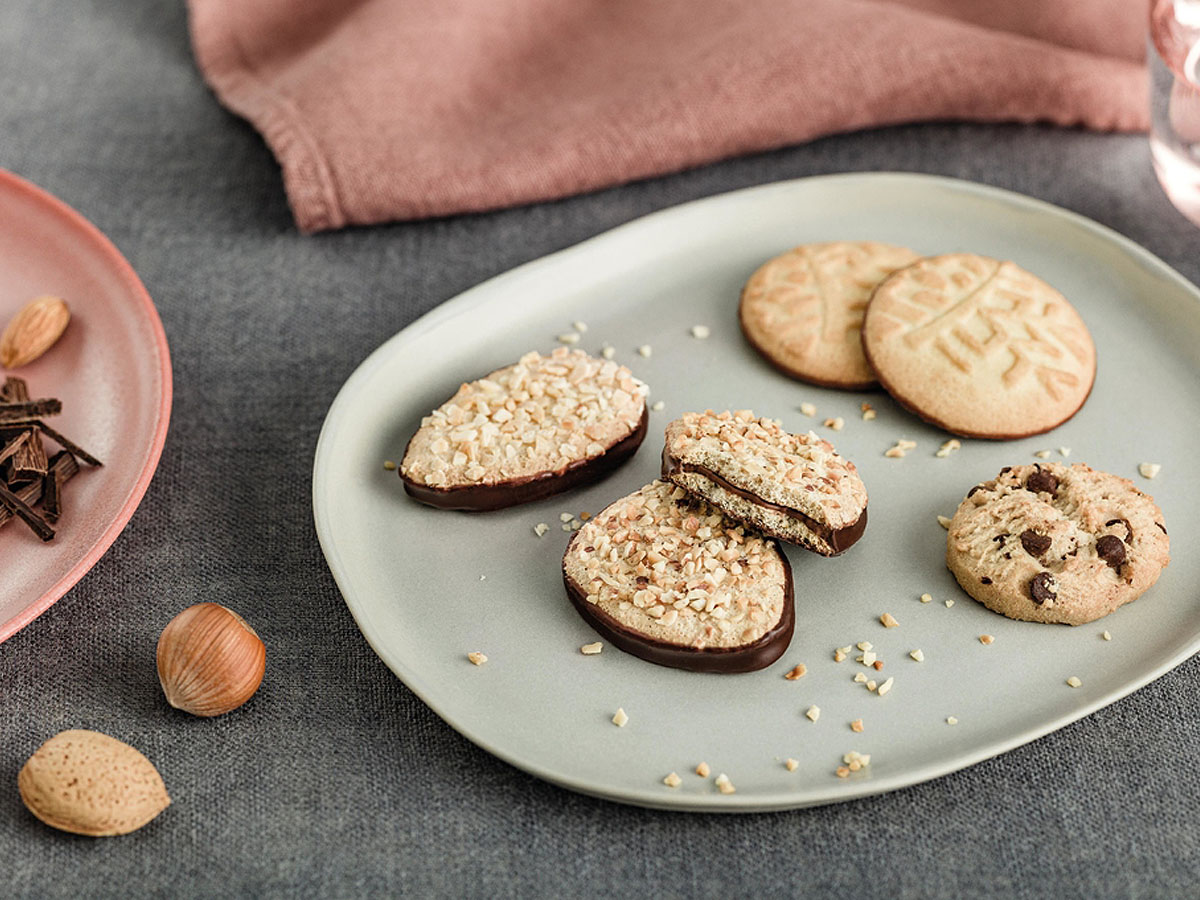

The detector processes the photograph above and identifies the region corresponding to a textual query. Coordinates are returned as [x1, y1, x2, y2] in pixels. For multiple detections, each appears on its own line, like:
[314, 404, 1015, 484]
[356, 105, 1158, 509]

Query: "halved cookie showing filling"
[563, 481, 793, 673]
[400, 348, 647, 510]
[662, 410, 867, 556]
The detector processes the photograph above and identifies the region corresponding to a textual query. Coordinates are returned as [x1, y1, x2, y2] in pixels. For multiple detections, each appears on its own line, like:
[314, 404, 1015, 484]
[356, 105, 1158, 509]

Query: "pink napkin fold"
[188, 0, 1148, 233]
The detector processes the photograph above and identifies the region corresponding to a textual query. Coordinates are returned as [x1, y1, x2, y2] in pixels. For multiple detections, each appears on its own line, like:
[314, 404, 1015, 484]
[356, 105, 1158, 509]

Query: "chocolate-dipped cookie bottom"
[402, 407, 648, 511]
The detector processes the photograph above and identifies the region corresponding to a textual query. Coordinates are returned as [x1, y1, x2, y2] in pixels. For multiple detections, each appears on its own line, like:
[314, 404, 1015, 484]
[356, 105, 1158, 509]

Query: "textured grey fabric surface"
[1, 1, 1198, 897]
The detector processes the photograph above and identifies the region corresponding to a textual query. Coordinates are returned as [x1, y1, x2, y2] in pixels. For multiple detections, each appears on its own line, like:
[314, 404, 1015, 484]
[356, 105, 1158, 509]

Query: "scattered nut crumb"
[467, 652, 488, 666]
[857, 651, 877, 667]
[853, 673, 868, 684]
[383, 460, 396, 471]
[662, 771, 681, 788]
[877, 677, 894, 696]
[650, 400, 665, 412]
[935, 439, 961, 458]
[479, 575, 486, 581]
[637, 344, 652, 358]
[785, 758, 799, 772]
[612, 707, 629, 727]
[557, 332, 581, 345]
[1102, 630, 1112, 641]
[860, 402, 876, 421]
[1059, 447, 1072, 457]
[920, 593, 932, 603]
[600, 345, 615, 360]
[1033, 449, 1052, 459]
[690, 325, 711, 339]
[784, 664, 807, 680]
[946, 716, 959, 726]
[897, 439, 917, 451]
[850, 718, 864, 733]
[1138, 462, 1161, 479]
[580, 642, 603, 655]
[533, 522, 549, 537]
[805, 705, 820, 722]
[1066, 676, 1082, 689]
[823, 417, 845, 431]
[561, 523, 573, 532]
[979, 634, 994, 645]
[833, 649, 846, 662]
[836, 766, 850, 778]
[866, 680, 877, 692]
[559, 512, 574, 522]
[944, 599, 955, 608]
[695, 762, 710, 778]
[857, 641, 873, 652]
[715, 773, 736, 794]
[909, 649, 925, 662]
[837, 750, 871, 777]
[573, 321, 588, 333]
[872, 660, 884, 671]
[799, 402, 817, 417]
[880, 612, 899, 628]
[885, 445, 906, 459]
[579, 511, 591, 520]
[937, 515, 952, 529]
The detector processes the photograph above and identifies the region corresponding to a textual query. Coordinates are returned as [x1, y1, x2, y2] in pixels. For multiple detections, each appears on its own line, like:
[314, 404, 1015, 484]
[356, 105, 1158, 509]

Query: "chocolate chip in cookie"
[1029, 572, 1058, 606]
[1025, 467, 1059, 497]
[1020, 530, 1052, 558]
[1095, 534, 1127, 569]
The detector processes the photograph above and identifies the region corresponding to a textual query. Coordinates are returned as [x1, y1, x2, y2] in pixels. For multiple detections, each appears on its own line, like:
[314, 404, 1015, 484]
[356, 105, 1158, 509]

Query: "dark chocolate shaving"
[0, 481, 54, 541]
[2, 377, 29, 402]
[0, 398, 61, 421]
[11, 425, 48, 479]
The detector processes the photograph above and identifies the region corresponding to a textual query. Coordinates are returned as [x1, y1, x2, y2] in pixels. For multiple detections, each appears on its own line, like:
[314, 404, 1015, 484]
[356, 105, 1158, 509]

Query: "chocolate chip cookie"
[400, 348, 647, 510]
[946, 463, 1169, 624]
[562, 480, 794, 673]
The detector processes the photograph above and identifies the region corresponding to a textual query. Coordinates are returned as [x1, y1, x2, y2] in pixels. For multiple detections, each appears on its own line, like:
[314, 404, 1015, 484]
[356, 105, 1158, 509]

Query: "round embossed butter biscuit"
[739, 241, 919, 389]
[861, 254, 1096, 438]
[946, 463, 1169, 625]
[563, 480, 794, 673]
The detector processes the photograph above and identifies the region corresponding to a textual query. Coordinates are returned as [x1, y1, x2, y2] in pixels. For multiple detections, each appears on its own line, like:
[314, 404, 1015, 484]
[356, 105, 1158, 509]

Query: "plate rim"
[313, 171, 1200, 811]
[0, 169, 174, 642]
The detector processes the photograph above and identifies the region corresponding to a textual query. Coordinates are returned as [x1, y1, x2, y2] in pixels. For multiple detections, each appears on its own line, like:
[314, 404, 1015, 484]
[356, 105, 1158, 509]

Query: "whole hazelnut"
[156, 603, 265, 717]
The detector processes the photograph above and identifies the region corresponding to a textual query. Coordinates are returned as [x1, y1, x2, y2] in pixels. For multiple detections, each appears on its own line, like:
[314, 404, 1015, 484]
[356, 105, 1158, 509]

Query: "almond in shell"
[0, 295, 70, 368]
[18, 729, 170, 836]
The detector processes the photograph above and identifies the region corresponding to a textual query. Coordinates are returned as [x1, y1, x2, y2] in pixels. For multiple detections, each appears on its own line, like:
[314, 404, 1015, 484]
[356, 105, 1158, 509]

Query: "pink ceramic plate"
[0, 170, 171, 641]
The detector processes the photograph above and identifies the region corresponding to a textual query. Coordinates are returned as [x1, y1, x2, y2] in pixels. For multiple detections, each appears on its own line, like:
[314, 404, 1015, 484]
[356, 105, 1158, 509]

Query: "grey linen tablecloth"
[1, 2, 1198, 896]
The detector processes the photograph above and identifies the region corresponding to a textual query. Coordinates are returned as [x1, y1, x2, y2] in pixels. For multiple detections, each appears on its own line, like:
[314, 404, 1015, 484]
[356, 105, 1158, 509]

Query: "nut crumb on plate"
[1059, 447, 1072, 457]
[1138, 462, 1161, 479]
[823, 416, 845, 431]
[467, 652, 487, 666]
[909, 649, 925, 662]
[383, 460, 396, 470]
[557, 332, 581, 345]
[533, 522, 549, 537]
[637, 344, 652, 358]
[944, 599, 955, 608]
[1066, 676, 1082, 688]
[662, 771, 681, 788]
[877, 676, 894, 696]
[946, 716, 959, 726]
[650, 400, 665, 412]
[580, 642, 603, 655]
[853, 672, 868, 684]
[785, 758, 799, 772]
[919, 593, 932, 603]
[1034, 449, 1052, 459]
[937, 515, 952, 529]
[573, 321, 588, 333]
[714, 773, 736, 794]
[880, 612, 899, 628]
[695, 762, 710, 778]
[805, 705, 820, 722]
[1102, 631, 1112, 641]
[784, 664, 807, 680]
[979, 634, 994, 645]
[799, 402, 817, 417]
[612, 707, 629, 727]
[690, 325, 711, 339]
[850, 718, 864, 733]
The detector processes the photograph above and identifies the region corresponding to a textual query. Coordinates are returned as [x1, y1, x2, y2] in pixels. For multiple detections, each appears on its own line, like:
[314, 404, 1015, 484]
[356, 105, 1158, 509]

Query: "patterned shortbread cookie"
[861, 254, 1096, 438]
[661, 410, 868, 556]
[739, 241, 919, 389]
[946, 463, 1169, 625]
[400, 348, 647, 510]
[563, 481, 794, 673]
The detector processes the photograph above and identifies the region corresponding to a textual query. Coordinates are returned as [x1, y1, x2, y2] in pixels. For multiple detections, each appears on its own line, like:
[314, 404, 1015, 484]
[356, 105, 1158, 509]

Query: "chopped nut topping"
[580, 642, 603, 655]
[857, 651, 877, 667]
[884, 445, 906, 459]
[857, 641, 873, 652]
[401, 348, 646, 489]
[853, 672, 868, 684]
[877, 676, 894, 696]
[695, 762, 710, 778]
[833, 649, 846, 662]
[799, 402, 817, 417]
[573, 321, 588, 333]
[1033, 449, 1052, 459]
[601, 345, 616, 360]
[979, 634, 994, 645]
[944, 599, 955, 608]
[866, 680, 877, 692]
[919, 593, 932, 603]
[637, 344, 652, 358]
[785, 758, 799, 772]
[663, 771, 681, 788]
[937, 515, 952, 529]
[715, 773, 735, 794]
[612, 707, 629, 727]
[837, 750, 871, 777]
[880, 612, 899, 628]
[557, 332, 581, 344]
[850, 718, 864, 733]
[383, 460, 396, 471]
[946, 716, 958, 726]
[909, 649, 925, 662]
[805, 705, 820, 722]
[1059, 447, 1072, 457]
[823, 416, 845, 431]
[1066, 676, 1082, 688]
[935, 438, 961, 459]
[690, 325, 711, 339]
[1102, 631, 1112, 641]
[651, 400, 665, 412]
[835, 766, 850, 778]
[559, 512, 574, 522]
[784, 663, 807, 680]
[533, 522, 549, 537]
[467, 652, 488, 666]
[1138, 462, 1161, 479]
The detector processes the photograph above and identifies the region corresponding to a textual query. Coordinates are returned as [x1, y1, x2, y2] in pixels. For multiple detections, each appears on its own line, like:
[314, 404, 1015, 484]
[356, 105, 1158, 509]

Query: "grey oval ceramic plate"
[314, 173, 1199, 811]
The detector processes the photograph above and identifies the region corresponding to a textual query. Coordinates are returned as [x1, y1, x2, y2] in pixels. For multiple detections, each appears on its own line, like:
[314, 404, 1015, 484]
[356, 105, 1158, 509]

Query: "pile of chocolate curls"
[0, 377, 100, 541]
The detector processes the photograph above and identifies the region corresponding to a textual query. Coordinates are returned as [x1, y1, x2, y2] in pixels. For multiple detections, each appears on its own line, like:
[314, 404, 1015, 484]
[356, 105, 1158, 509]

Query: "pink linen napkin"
[188, 0, 1148, 233]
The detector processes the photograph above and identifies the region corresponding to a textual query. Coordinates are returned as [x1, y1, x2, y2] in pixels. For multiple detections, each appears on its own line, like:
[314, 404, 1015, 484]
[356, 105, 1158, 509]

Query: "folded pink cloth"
[188, 0, 1148, 232]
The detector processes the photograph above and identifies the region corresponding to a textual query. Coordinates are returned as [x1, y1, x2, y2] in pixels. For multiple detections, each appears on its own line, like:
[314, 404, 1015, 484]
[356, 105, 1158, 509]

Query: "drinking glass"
[1150, 0, 1200, 225]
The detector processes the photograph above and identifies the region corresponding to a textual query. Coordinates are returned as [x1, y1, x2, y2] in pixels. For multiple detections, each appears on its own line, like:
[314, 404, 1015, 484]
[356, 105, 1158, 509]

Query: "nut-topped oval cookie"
[563, 481, 793, 673]
[400, 348, 647, 510]
[861, 253, 1096, 438]
[739, 241, 919, 389]
[661, 410, 867, 556]
[946, 463, 1169, 625]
